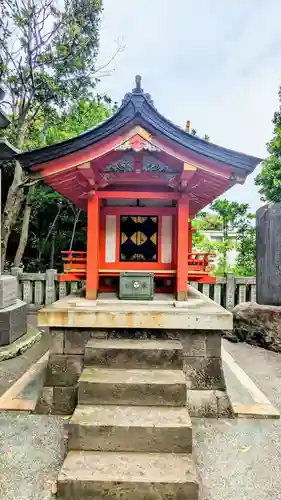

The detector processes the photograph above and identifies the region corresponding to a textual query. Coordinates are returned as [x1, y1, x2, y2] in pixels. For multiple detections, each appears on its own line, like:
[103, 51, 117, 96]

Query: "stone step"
[57, 450, 199, 500]
[68, 404, 192, 453]
[78, 367, 186, 406]
[85, 338, 183, 370]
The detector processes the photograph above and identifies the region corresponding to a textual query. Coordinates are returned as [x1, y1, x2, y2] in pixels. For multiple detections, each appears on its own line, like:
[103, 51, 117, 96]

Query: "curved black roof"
[17, 76, 262, 175]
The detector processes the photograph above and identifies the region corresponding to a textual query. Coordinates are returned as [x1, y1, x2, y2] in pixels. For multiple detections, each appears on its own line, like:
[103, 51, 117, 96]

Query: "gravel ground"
[0, 413, 66, 500]
[0, 339, 281, 499]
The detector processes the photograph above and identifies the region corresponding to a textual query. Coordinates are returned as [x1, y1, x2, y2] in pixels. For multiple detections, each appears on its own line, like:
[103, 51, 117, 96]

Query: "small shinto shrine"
[18, 76, 260, 301]
[16, 79, 262, 497]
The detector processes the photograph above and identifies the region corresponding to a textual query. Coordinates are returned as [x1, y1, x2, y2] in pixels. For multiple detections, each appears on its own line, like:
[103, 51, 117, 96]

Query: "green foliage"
[24, 97, 112, 149]
[0, 0, 108, 267]
[193, 199, 256, 276]
[5, 97, 112, 270]
[256, 86, 281, 202]
[234, 226, 256, 276]
[1, 0, 104, 130]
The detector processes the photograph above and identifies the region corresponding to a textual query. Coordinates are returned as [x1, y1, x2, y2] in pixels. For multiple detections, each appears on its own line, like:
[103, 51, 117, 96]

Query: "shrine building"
[15, 79, 263, 486]
[17, 76, 260, 301]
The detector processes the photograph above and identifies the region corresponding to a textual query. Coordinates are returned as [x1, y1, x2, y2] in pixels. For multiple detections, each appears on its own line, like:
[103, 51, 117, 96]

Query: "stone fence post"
[45, 269, 57, 304]
[225, 273, 235, 310]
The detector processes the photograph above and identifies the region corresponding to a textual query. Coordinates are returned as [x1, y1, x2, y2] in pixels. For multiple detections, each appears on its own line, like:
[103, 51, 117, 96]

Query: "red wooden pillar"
[176, 197, 189, 301]
[86, 195, 100, 299]
[188, 221, 193, 254]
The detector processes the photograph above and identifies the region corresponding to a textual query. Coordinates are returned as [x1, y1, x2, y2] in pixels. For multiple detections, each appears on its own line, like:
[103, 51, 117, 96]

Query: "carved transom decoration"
[104, 156, 134, 173]
[142, 156, 174, 173]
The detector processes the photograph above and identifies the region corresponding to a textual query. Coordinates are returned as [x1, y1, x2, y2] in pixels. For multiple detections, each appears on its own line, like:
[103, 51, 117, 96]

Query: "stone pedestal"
[257, 203, 281, 305]
[0, 275, 18, 309]
[35, 290, 233, 417]
[0, 275, 27, 347]
[0, 300, 27, 346]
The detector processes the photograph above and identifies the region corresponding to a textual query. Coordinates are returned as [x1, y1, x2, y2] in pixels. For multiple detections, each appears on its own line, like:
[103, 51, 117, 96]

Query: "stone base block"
[186, 390, 233, 418]
[184, 357, 226, 390]
[46, 354, 83, 387]
[0, 300, 27, 346]
[0, 275, 18, 309]
[34, 385, 77, 415]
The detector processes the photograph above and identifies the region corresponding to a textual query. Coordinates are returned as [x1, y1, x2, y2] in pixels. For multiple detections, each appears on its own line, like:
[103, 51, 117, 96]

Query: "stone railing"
[9, 267, 256, 311]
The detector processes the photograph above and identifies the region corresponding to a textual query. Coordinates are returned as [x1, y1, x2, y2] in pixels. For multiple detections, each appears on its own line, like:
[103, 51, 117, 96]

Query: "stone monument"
[226, 203, 281, 351]
[256, 203, 281, 305]
[0, 85, 27, 346]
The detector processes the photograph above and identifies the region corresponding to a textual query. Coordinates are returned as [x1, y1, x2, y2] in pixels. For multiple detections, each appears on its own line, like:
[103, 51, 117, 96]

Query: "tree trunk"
[50, 232, 56, 269]
[1, 123, 27, 270]
[13, 185, 35, 267]
[38, 202, 62, 264]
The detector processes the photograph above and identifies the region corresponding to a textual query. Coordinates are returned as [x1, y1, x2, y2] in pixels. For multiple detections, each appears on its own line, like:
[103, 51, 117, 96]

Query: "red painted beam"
[96, 191, 181, 200]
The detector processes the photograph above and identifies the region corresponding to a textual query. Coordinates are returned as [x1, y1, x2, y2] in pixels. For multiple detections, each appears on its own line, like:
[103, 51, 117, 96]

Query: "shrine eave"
[16, 85, 262, 176]
[0, 138, 19, 160]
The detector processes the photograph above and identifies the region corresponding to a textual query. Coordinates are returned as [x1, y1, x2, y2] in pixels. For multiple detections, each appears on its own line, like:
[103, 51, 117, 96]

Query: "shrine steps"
[84, 338, 183, 369]
[68, 404, 192, 453]
[57, 338, 199, 500]
[78, 367, 186, 406]
[57, 451, 198, 500]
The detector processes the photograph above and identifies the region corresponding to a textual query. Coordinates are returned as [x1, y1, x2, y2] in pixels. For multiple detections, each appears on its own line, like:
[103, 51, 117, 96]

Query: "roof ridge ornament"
[132, 75, 143, 93]
[121, 75, 155, 107]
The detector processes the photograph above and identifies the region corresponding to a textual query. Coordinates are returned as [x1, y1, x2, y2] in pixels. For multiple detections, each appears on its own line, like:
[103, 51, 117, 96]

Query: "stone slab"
[34, 386, 54, 415]
[232, 403, 280, 419]
[53, 386, 77, 415]
[184, 356, 226, 390]
[46, 354, 83, 387]
[0, 275, 17, 309]
[68, 404, 192, 453]
[64, 329, 90, 355]
[57, 450, 198, 500]
[84, 338, 183, 369]
[78, 367, 186, 406]
[38, 288, 232, 330]
[186, 389, 233, 418]
[0, 300, 27, 346]
[50, 328, 65, 354]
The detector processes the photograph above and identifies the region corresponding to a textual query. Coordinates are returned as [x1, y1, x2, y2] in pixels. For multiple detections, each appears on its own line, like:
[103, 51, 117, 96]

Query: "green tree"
[256, 86, 281, 201]
[7, 97, 113, 270]
[0, 0, 109, 268]
[193, 200, 256, 275]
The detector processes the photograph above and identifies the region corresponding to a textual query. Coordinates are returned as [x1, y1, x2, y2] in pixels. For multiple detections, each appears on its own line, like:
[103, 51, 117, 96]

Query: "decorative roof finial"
[133, 75, 143, 93]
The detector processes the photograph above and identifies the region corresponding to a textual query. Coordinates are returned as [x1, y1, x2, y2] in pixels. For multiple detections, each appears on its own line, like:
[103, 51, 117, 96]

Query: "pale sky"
[96, 0, 281, 212]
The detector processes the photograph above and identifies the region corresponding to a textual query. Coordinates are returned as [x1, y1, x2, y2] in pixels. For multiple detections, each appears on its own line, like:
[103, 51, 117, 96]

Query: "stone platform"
[36, 288, 233, 418]
[38, 288, 232, 330]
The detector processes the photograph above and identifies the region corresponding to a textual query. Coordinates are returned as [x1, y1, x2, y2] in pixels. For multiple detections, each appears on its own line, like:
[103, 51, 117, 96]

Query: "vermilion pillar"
[188, 221, 193, 254]
[176, 197, 189, 301]
[86, 195, 100, 299]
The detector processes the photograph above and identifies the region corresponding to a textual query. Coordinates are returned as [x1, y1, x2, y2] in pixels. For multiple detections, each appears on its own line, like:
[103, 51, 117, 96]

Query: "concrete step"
[68, 404, 192, 453]
[78, 367, 186, 406]
[57, 450, 199, 500]
[84, 338, 183, 370]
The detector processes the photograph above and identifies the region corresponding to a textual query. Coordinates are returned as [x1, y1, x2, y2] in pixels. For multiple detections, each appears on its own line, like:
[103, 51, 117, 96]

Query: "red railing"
[61, 250, 215, 276]
[188, 252, 215, 273]
[61, 251, 87, 274]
